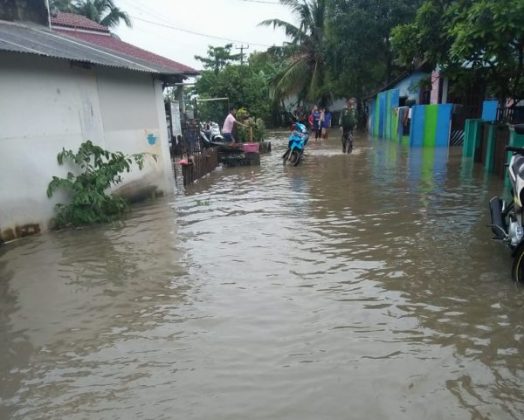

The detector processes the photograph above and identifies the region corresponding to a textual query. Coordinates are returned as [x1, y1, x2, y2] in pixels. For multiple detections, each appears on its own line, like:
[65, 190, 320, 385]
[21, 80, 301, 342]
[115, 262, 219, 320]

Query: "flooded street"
[1, 134, 523, 419]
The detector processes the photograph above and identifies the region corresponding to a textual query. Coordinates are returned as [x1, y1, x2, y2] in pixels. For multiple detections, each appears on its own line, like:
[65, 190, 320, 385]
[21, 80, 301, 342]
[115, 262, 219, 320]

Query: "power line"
[125, 0, 174, 26]
[129, 15, 274, 48]
[124, 0, 283, 25]
[237, 0, 281, 4]
[236, 44, 249, 65]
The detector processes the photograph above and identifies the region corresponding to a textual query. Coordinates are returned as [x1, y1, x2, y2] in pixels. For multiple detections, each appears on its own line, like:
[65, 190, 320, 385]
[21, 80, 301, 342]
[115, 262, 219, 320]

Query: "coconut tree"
[73, 0, 131, 28]
[49, 0, 75, 12]
[259, 0, 330, 105]
[50, 0, 132, 28]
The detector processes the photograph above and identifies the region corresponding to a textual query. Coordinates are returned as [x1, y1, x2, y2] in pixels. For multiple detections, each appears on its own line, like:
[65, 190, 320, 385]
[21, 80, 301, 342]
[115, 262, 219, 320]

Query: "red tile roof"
[50, 13, 198, 76]
[50, 12, 109, 33]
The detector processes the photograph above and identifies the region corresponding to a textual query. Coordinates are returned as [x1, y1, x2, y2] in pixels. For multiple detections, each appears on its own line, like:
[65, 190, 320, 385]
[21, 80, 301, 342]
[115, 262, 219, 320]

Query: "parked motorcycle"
[283, 122, 309, 166]
[200, 121, 224, 147]
[489, 124, 524, 281]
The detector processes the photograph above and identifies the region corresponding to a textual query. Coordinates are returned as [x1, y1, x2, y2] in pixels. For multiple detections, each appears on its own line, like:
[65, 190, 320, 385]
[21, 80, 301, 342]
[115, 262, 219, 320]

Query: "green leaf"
[47, 140, 149, 229]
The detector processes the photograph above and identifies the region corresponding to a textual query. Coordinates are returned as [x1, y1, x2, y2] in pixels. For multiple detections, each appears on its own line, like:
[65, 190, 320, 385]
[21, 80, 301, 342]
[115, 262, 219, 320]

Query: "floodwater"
[1, 133, 523, 420]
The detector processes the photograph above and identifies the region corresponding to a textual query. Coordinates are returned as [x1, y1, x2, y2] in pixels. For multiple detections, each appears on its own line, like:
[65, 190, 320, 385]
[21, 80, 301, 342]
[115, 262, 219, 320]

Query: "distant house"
[373, 66, 434, 108]
[367, 65, 429, 140]
[0, 1, 198, 241]
[367, 61, 497, 146]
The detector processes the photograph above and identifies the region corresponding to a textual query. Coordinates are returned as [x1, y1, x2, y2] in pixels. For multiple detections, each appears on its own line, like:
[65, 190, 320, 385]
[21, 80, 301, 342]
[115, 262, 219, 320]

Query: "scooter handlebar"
[505, 146, 524, 154]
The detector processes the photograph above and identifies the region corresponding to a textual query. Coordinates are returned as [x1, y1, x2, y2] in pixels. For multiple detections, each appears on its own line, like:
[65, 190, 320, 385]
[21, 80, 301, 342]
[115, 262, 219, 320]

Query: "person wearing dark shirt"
[339, 98, 357, 152]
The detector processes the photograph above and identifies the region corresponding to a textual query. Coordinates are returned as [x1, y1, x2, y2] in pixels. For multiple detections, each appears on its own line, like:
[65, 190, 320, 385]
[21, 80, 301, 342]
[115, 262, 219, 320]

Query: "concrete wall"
[0, 52, 174, 239]
[95, 67, 173, 199]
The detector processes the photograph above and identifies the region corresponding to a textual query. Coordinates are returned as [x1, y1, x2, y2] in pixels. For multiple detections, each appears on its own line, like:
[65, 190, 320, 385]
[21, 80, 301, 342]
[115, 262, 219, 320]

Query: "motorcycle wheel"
[511, 242, 524, 282]
[290, 150, 301, 166]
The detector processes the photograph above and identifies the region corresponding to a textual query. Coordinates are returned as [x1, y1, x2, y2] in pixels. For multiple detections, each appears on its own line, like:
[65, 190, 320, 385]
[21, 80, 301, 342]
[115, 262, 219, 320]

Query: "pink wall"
[430, 71, 440, 104]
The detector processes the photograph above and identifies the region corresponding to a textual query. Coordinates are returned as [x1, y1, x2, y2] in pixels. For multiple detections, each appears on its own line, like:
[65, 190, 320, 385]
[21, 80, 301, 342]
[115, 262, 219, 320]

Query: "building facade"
[0, 3, 197, 241]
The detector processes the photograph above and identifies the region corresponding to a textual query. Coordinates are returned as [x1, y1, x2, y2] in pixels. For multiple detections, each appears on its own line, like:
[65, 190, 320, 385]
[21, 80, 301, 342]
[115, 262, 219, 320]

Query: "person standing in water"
[222, 107, 246, 143]
[322, 108, 332, 140]
[339, 98, 358, 152]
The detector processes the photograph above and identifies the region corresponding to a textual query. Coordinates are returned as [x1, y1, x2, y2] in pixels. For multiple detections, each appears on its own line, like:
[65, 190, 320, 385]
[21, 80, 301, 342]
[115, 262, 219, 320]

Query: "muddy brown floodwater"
[1, 134, 523, 420]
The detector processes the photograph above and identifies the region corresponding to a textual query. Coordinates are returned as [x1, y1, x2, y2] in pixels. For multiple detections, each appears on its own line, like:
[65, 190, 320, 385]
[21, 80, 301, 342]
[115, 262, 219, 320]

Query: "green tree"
[193, 44, 284, 125]
[49, 0, 75, 12]
[392, 0, 524, 105]
[327, 0, 423, 100]
[47, 141, 151, 228]
[194, 44, 241, 75]
[195, 65, 270, 122]
[248, 48, 290, 126]
[50, 0, 132, 28]
[259, 0, 331, 105]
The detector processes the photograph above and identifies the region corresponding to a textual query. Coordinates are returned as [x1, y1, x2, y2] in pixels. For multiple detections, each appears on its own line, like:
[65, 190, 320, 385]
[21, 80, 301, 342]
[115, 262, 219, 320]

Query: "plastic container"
[242, 143, 260, 153]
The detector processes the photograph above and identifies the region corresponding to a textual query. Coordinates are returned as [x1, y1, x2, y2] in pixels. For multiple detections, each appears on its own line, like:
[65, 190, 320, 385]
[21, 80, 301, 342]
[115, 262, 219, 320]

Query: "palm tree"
[50, 0, 132, 29]
[259, 0, 330, 105]
[74, 0, 132, 28]
[49, 0, 75, 12]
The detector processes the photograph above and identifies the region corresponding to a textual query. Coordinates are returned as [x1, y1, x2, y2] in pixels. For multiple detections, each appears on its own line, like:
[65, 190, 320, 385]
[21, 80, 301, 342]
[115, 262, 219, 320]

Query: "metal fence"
[497, 106, 524, 124]
[180, 147, 219, 187]
[171, 120, 202, 158]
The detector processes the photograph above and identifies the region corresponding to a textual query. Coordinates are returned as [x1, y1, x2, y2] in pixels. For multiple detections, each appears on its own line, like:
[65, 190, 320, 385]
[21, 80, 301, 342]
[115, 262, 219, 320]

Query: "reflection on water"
[1, 134, 523, 419]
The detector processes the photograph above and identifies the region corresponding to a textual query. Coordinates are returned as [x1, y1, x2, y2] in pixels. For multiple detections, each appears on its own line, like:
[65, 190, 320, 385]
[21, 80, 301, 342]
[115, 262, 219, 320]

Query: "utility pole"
[236, 44, 249, 65]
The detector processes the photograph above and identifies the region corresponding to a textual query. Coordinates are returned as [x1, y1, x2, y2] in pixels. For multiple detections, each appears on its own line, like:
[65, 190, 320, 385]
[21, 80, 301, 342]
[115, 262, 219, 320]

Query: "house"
[367, 62, 481, 147]
[367, 60, 501, 147]
[0, 1, 198, 242]
[367, 64, 432, 137]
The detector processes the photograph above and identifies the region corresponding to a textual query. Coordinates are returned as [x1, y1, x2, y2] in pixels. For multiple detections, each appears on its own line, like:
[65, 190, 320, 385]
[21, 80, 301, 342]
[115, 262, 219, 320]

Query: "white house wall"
[0, 52, 173, 240]
[95, 67, 173, 198]
[153, 78, 175, 195]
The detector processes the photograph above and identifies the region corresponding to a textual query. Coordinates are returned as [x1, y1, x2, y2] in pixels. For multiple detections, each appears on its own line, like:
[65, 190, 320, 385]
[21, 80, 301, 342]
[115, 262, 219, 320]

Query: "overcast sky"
[113, 0, 297, 70]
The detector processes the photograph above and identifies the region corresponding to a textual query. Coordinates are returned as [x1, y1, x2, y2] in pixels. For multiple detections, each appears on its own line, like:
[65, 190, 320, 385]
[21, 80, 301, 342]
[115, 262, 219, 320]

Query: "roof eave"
[157, 71, 200, 84]
[0, 19, 199, 78]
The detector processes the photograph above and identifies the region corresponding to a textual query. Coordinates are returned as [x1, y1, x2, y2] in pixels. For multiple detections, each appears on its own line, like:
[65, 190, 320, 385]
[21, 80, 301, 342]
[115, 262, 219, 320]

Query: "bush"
[236, 108, 266, 142]
[46, 141, 153, 228]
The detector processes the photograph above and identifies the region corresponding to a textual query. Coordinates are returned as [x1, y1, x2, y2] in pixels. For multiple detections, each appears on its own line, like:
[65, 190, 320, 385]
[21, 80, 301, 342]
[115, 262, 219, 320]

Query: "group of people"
[307, 106, 333, 140]
[301, 98, 358, 143]
[221, 98, 358, 146]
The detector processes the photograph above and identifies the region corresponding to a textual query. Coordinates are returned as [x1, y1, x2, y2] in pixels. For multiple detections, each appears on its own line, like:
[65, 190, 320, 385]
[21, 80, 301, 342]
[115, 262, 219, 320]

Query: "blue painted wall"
[391, 71, 429, 101]
[481, 100, 498, 122]
[409, 104, 453, 147]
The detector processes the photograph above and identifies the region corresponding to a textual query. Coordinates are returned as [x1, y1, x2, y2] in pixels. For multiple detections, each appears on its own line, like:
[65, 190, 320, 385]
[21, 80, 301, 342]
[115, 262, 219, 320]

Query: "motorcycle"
[200, 121, 224, 147]
[282, 122, 309, 166]
[489, 124, 524, 281]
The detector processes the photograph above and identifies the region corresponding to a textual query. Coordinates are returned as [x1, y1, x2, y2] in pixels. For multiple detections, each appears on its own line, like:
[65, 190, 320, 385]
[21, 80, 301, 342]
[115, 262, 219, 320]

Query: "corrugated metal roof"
[53, 29, 199, 75]
[0, 19, 199, 77]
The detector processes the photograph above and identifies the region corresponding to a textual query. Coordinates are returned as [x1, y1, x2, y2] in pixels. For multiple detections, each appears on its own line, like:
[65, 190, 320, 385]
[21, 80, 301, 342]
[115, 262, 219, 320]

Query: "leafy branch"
[47, 141, 155, 228]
